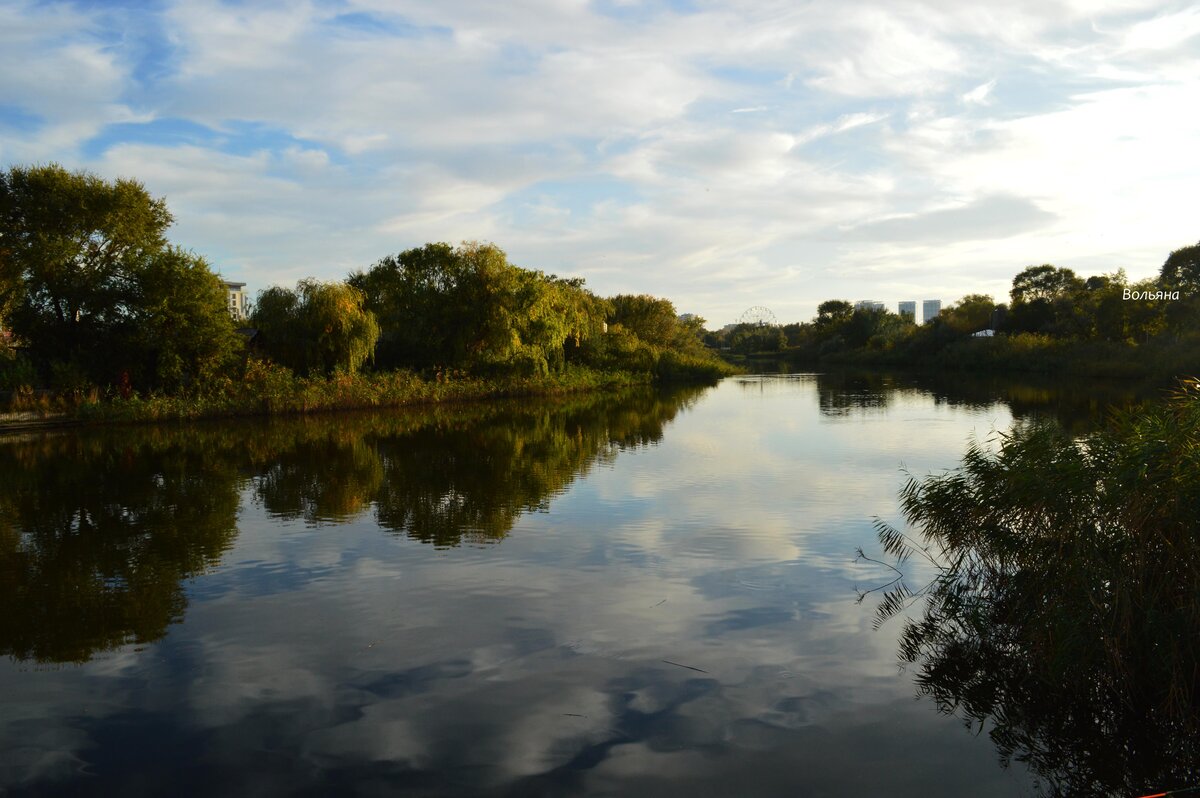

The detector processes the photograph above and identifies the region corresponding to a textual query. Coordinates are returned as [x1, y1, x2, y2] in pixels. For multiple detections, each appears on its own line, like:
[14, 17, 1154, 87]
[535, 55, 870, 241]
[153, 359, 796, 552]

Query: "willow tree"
[349, 241, 609, 375]
[252, 279, 379, 376]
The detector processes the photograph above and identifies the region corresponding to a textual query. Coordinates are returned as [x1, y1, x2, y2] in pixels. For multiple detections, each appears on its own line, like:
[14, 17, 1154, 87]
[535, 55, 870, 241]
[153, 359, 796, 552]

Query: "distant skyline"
[2, 0, 1198, 325]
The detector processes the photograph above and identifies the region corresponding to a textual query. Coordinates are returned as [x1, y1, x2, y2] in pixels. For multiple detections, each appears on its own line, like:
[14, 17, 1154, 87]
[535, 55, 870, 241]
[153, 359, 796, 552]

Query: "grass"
[61, 362, 651, 424]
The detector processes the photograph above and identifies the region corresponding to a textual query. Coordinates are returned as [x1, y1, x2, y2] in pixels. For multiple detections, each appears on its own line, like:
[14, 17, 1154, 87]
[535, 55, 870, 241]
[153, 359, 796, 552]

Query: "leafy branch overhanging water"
[868, 379, 1200, 796]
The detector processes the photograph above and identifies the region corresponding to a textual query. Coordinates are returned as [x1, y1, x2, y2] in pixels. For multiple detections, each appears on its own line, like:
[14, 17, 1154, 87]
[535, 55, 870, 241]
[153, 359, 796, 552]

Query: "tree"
[252, 279, 380, 376]
[1077, 270, 1130, 342]
[351, 241, 608, 375]
[609, 294, 680, 349]
[348, 241, 462, 368]
[511, 268, 610, 374]
[942, 294, 996, 334]
[1160, 241, 1200, 294]
[1010, 264, 1084, 304]
[729, 323, 785, 354]
[816, 300, 853, 330]
[1160, 242, 1200, 335]
[1009, 265, 1086, 336]
[0, 164, 172, 378]
[1125, 276, 1167, 342]
[132, 247, 244, 391]
[841, 307, 906, 349]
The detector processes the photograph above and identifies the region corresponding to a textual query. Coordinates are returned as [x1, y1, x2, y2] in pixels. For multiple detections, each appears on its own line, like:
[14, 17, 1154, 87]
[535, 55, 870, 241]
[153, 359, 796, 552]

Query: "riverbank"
[1, 359, 736, 429]
[732, 331, 1200, 381]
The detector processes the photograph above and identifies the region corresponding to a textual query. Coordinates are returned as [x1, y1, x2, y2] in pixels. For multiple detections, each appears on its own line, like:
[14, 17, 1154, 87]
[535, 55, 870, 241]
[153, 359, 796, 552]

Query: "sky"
[2, 0, 1198, 326]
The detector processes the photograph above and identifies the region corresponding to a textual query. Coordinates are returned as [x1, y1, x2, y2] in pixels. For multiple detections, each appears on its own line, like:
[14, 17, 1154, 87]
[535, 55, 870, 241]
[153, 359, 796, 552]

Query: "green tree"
[348, 241, 462, 368]
[510, 267, 610, 374]
[0, 164, 172, 379]
[1160, 241, 1200, 294]
[942, 294, 995, 334]
[816, 300, 853, 332]
[608, 294, 680, 349]
[252, 279, 380, 376]
[840, 307, 906, 349]
[1010, 264, 1084, 304]
[1159, 242, 1200, 335]
[1009, 265, 1086, 336]
[1077, 270, 1130, 341]
[1125, 276, 1168, 342]
[132, 247, 244, 391]
[729, 323, 785, 354]
[351, 241, 608, 375]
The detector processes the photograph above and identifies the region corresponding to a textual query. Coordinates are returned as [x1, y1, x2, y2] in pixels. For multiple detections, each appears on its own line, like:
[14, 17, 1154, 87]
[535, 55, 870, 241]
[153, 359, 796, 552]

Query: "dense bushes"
[871, 380, 1200, 794]
[71, 363, 649, 423]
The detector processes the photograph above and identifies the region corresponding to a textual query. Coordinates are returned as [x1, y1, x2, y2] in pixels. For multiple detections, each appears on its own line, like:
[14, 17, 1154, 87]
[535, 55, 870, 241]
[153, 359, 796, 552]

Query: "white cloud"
[0, 1, 142, 161]
[2, 0, 1197, 322]
[961, 79, 996, 105]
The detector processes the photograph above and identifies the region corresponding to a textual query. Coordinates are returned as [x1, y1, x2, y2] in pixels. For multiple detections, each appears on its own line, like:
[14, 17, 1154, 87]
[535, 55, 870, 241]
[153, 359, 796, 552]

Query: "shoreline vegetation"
[714, 248, 1200, 382]
[733, 332, 1198, 381]
[0, 164, 735, 428]
[6, 363, 720, 427]
[869, 378, 1200, 793]
[2, 163, 1196, 427]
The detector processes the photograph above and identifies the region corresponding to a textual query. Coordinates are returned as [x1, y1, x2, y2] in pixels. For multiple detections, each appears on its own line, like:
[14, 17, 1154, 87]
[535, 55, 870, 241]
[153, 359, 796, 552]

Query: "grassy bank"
[1, 357, 736, 426]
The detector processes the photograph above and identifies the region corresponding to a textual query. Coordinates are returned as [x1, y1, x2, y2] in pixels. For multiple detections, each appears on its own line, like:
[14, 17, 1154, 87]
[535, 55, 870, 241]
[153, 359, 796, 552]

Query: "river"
[0, 372, 1157, 796]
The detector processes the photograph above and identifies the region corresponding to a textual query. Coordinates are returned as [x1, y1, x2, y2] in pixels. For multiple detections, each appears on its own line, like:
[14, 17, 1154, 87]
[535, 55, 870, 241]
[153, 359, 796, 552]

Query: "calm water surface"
[0, 373, 1149, 796]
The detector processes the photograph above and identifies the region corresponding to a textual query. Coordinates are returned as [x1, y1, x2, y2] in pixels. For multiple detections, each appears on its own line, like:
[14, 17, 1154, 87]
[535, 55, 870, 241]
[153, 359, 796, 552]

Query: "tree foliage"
[0, 164, 171, 369]
[252, 279, 380, 377]
[609, 294, 680, 349]
[350, 241, 609, 375]
[941, 293, 995, 334]
[816, 300, 853, 330]
[1160, 241, 1200, 294]
[0, 163, 244, 390]
[872, 382, 1200, 794]
[1010, 264, 1084, 304]
[133, 247, 245, 390]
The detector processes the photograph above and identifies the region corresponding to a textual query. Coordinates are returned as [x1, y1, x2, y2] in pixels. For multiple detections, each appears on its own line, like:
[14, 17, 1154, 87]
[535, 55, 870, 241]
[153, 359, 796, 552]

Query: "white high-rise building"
[224, 281, 248, 322]
[855, 300, 885, 311]
[898, 301, 917, 320]
[922, 299, 942, 323]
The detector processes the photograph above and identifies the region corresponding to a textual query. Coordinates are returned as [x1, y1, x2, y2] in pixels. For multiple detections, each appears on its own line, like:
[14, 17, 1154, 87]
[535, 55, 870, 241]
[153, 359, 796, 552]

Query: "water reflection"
[0, 387, 703, 664]
[883, 562, 1200, 795]
[872, 398, 1200, 796]
[3, 372, 1169, 795]
[372, 390, 692, 546]
[810, 370, 1150, 431]
[0, 435, 241, 663]
[255, 429, 384, 524]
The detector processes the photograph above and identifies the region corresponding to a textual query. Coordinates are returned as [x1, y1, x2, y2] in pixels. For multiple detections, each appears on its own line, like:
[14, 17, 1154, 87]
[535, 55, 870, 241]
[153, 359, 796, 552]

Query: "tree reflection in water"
[872, 383, 1200, 796]
[0, 386, 703, 663]
[0, 434, 242, 663]
[814, 369, 1148, 432]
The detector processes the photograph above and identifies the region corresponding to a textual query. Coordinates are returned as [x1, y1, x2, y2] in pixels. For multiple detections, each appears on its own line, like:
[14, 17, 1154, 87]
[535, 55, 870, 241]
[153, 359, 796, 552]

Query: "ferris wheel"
[738, 306, 778, 327]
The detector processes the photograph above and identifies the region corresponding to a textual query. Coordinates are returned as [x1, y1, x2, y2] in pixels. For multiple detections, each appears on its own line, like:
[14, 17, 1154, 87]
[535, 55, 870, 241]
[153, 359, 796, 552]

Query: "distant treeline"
[713, 251, 1200, 379]
[0, 164, 732, 413]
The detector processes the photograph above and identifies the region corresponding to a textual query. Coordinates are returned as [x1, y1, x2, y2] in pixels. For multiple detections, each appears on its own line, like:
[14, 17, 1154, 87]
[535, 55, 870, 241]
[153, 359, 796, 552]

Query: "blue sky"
[3, 0, 1198, 324]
